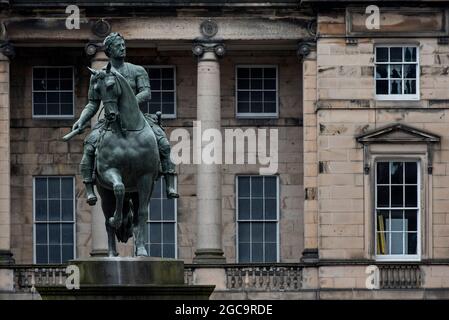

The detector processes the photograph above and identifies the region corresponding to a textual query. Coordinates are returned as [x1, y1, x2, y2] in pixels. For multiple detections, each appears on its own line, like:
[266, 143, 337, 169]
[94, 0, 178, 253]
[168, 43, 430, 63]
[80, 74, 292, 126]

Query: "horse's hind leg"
[102, 168, 125, 229]
[97, 186, 118, 257]
[135, 174, 153, 256]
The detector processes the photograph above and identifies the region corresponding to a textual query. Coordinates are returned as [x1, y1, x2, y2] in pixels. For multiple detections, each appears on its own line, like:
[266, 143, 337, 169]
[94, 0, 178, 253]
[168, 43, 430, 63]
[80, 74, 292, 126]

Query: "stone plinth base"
[36, 257, 214, 300]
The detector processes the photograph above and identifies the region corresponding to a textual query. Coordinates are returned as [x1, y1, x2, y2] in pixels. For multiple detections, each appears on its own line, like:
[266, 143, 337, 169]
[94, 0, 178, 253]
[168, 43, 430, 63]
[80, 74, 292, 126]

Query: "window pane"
[251, 79, 262, 90]
[238, 243, 250, 262]
[150, 199, 161, 220]
[251, 199, 263, 220]
[150, 244, 162, 257]
[61, 178, 73, 199]
[162, 223, 174, 244]
[376, 80, 388, 95]
[252, 223, 263, 243]
[36, 245, 48, 264]
[49, 224, 60, 245]
[33, 79, 46, 91]
[62, 224, 73, 244]
[148, 68, 161, 79]
[161, 68, 174, 79]
[264, 68, 276, 78]
[238, 199, 250, 220]
[250, 91, 262, 102]
[35, 224, 47, 244]
[250, 68, 263, 78]
[237, 91, 249, 102]
[48, 200, 60, 221]
[237, 68, 250, 78]
[390, 47, 403, 62]
[265, 199, 277, 220]
[162, 80, 174, 90]
[391, 186, 403, 207]
[48, 178, 60, 198]
[391, 162, 403, 184]
[34, 103, 46, 115]
[264, 223, 277, 242]
[34, 92, 46, 103]
[46, 80, 59, 90]
[162, 199, 175, 221]
[60, 80, 72, 91]
[162, 92, 174, 104]
[390, 65, 402, 78]
[404, 47, 416, 62]
[263, 91, 276, 102]
[264, 79, 276, 90]
[376, 65, 388, 78]
[251, 102, 263, 113]
[152, 180, 162, 198]
[376, 210, 389, 232]
[60, 67, 73, 78]
[238, 177, 250, 197]
[61, 200, 73, 221]
[47, 68, 59, 78]
[406, 233, 417, 254]
[49, 244, 61, 263]
[404, 64, 416, 78]
[265, 243, 277, 262]
[251, 243, 263, 262]
[391, 233, 404, 254]
[251, 177, 263, 197]
[238, 79, 249, 90]
[377, 162, 389, 184]
[377, 186, 389, 207]
[238, 222, 250, 243]
[264, 102, 276, 113]
[34, 68, 46, 79]
[390, 80, 402, 94]
[376, 47, 388, 62]
[405, 186, 417, 207]
[35, 200, 47, 221]
[149, 223, 161, 243]
[62, 245, 74, 262]
[163, 244, 175, 258]
[390, 210, 404, 231]
[404, 80, 416, 95]
[237, 102, 249, 113]
[35, 178, 47, 199]
[405, 210, 417, 232]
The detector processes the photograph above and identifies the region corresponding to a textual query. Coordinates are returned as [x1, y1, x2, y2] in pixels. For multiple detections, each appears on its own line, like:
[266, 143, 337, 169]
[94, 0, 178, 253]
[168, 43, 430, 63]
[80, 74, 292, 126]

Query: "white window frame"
[32, 66, 75, 119]
[236, 175, 280, 263]
[146, 177, 178, 259]
[144, 65, 177, 119]
[374, 159, 421, 261]
[374, 45, 420, 101]
[235, 65, 279, 119]
[33, 176, 76, 264]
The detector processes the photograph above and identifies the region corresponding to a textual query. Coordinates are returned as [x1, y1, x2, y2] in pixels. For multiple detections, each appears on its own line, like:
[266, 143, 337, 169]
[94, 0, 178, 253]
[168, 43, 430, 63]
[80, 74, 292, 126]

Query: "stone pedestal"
[36, 257, 214, 300]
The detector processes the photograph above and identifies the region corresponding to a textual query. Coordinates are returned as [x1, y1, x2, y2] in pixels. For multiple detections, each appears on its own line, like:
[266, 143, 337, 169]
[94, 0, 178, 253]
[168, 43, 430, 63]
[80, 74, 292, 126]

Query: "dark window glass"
[376, 47, 388, 62]
[376, 80, 388, 95]
[377, 162, 389, 184]
[377, 186, 389, 207]
[143, 67, 176, 118]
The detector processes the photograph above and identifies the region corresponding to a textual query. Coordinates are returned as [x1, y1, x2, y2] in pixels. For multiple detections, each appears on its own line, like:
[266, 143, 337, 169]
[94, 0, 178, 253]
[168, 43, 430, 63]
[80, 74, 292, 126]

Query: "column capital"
[0, 41, 15, 60]
[192, 41, 226, 59]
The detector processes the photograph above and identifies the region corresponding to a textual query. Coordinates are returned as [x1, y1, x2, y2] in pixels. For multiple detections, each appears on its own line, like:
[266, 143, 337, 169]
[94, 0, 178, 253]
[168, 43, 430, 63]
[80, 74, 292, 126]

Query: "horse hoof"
[136, 247, 148, 256]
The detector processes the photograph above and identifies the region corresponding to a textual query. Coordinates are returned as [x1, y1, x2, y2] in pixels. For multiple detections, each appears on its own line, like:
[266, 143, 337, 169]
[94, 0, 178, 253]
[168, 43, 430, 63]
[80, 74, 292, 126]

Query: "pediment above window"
[356, 123, 440, 144]
[356, 123, 440, 175]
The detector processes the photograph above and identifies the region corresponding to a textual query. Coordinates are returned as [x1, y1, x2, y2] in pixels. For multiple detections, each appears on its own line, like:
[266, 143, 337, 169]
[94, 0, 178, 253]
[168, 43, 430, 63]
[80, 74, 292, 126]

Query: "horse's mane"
[108, 64, 141, 111]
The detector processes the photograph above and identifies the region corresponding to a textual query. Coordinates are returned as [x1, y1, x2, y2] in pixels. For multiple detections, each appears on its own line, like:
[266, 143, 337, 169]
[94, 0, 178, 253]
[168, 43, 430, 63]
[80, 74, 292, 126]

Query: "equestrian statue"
[63, 32, 178, 257]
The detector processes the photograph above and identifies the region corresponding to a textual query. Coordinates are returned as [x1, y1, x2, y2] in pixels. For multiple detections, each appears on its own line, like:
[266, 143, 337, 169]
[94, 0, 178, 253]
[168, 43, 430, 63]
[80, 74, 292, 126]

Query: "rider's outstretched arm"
[72, 99, 100, 131]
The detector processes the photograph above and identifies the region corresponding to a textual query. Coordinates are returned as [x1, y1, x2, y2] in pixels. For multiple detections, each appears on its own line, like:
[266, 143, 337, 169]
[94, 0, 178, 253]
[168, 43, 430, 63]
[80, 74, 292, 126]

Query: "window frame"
[235, 64, 279, 119]
[145, 177, 178, 259]
[32, 66, 75, 119]
[32, 176, 76, 264]
[235, 175, 280, 263]
[143, 65, 177, 119]
[374, 45, 420, 101]
[374, 159, 421, 262]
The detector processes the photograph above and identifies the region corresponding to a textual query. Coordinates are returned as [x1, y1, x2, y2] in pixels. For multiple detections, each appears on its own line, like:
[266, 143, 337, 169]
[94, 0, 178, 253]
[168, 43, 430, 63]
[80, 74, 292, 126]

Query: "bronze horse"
[88, 63, 160, 257]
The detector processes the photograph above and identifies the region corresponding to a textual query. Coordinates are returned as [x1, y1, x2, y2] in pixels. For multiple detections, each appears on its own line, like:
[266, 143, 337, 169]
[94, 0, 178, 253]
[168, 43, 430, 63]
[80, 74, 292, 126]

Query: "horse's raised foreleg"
[135, 174, 153, 256]
[102, 168, 126, 229]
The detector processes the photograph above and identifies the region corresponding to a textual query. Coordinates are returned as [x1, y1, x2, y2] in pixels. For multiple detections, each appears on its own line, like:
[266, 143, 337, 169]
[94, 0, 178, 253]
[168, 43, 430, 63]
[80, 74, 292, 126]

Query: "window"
[236, 176, 279, 263]
[146, 178, 177, 258]
[375, 46, 419, 100]
[32, 66, 74, 118]
[34, 177, 75, 264]
[143, 66, 176, 118]
[375, 161, 420, 260]
[235, 65, 278, 118]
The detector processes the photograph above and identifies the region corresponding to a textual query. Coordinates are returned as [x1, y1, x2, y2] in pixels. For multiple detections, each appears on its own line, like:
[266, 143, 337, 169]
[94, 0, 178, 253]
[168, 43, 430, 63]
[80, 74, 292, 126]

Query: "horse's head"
[88, 63, 122, 121]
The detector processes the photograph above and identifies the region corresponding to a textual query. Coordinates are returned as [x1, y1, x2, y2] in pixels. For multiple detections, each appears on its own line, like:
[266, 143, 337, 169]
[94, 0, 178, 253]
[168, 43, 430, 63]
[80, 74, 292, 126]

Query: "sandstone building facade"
[0, 0, 449, 299]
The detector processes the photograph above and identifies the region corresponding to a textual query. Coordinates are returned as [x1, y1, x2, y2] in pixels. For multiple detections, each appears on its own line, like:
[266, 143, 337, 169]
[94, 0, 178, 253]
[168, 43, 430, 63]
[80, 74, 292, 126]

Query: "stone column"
[0, 48, 14, 292]
[87, 46, 108, 257]
[192, 42, 226, 264]
[298, 42, 319, 263]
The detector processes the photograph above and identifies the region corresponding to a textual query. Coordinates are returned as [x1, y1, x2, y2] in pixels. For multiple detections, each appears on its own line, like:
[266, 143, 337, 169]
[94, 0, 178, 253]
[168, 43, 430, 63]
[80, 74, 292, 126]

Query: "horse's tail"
[115, 197, 134, 243]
